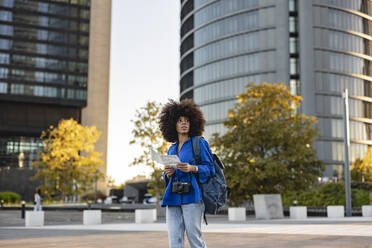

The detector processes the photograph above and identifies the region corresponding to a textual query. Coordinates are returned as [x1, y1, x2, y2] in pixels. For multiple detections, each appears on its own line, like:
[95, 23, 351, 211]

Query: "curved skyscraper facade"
[180, 0, 287, 138]
[180, 0, 372, 180]
[302, 0, 372, 179]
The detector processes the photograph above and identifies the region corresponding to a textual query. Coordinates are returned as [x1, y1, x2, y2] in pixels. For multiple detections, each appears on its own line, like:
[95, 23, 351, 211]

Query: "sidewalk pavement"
[3, 217, 372, 236]
[2, 216, 372, 248]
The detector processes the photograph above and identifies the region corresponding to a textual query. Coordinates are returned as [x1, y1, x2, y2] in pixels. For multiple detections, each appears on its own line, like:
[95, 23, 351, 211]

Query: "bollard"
[21, 201, 26, 219]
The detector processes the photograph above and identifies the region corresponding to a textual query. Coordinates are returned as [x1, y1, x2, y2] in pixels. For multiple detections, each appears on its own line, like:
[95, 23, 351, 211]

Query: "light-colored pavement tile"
[3, 222, 372, 237]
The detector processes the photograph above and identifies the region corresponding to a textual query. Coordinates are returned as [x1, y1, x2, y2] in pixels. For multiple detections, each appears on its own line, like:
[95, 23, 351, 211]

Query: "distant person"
[159, 99, 214, 248]
[34, 189, 42, 211]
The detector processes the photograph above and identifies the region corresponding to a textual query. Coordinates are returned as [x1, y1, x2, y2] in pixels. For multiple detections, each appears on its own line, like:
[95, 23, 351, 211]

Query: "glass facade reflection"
[180, 0, 372, 180]
[194, 29, 275, 66]
[194, 73, 275, 105]
[0, 136, 43, 169]
[194, 0, 259, 27]
[194, 51, 276, 85]
[327, 9, 369, 35]
[0, 0, 89, 102]
[311, 0, 372, 179]
[0, 0, 91, 170]
[180, 0, 277, 137]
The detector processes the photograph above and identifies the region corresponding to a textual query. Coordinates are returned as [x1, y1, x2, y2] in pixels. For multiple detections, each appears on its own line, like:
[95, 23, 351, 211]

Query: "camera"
[172, 181, 191, 194]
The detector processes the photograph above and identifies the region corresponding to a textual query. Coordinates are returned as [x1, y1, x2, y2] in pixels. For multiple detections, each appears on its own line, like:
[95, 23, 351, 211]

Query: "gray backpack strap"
[192, 136, 201, 165]
[191, 136, 208, 225]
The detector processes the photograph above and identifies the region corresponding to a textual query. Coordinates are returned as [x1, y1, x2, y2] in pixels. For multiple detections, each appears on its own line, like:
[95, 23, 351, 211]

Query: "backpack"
[191, 136, 228, 218]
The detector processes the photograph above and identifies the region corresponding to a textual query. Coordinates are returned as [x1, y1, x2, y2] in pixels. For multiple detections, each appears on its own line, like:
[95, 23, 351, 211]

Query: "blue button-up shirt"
[161, 137, 215, 206]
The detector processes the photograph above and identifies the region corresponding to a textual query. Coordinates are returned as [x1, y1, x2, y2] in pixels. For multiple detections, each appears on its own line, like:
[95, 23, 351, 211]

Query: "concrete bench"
[253, 194, 284, 219]
[135, 209, 157, 223]
[362, 205, 372, 217]
[327, 206, 344, 218]
[228, 207, 246, 221]
[83, 210, 102, 225]
[289, 206, 307, 219]
[25, 211, 44, 227]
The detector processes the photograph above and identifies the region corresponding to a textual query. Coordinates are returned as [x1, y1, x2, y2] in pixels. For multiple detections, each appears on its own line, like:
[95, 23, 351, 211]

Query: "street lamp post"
[343, 89, 352, 217]
[94, 174, 97, 203]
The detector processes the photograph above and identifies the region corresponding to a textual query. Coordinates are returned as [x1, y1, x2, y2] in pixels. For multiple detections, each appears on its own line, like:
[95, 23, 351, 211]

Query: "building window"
[194, 10, 261, 46]
[289, 0, 297, 12]
[10, 84, 24, 95]
[289, 58, 299, 75]
[0, 82, 7, 93]
[0, 68, 8, 78]
[290, 79, 300, 96]
[289, 16, 298, 33]
[289, 37, 298, 54]
[0, 137, 44, 169]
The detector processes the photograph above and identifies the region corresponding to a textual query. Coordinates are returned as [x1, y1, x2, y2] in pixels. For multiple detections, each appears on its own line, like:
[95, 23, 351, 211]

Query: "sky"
[107, 1, 180, 184]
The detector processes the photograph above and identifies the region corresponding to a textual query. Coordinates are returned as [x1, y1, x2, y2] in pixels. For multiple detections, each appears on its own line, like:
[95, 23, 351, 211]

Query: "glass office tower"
[180, 0, 372, 180]
[181, 0, 283, 137]
[302, 0, 372, 179]
[0, 0, 91, 199]
[0, 0, 90, 168]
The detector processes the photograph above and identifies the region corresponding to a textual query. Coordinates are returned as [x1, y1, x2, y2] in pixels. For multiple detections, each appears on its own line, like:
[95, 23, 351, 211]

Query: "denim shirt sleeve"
[196, 138, 215, 184]
[163, 172, 169, 186]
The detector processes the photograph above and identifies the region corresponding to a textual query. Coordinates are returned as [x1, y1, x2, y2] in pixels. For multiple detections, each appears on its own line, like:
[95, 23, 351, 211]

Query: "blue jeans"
[166, 200, 206, 248]
[34, 203, 42, 211]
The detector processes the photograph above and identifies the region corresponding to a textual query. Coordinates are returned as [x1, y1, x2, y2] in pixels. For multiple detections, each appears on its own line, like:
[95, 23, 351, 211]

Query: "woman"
[159, 99, 215, 248]
[34, 189, 42, 211]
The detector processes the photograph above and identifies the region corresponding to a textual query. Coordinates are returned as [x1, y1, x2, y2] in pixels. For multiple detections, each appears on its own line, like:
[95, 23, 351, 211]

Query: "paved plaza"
[1, 210, 372, 247]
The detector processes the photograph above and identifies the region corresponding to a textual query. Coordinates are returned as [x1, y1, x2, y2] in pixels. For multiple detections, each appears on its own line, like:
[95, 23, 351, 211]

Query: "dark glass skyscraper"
[180, 0, 372, 181]
[0, 0, 93, 199]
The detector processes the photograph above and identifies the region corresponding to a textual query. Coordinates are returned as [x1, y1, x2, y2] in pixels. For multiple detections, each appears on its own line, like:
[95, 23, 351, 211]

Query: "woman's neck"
[178, 134, 189, 145]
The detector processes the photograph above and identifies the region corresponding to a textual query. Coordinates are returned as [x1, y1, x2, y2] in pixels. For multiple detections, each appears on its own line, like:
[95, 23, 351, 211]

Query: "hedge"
[282, 183, 370, 207]
[0, 191, 21, 203]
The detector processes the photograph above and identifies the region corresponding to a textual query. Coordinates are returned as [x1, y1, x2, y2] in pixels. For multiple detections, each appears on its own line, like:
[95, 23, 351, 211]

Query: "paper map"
[151, 149, 179, 168]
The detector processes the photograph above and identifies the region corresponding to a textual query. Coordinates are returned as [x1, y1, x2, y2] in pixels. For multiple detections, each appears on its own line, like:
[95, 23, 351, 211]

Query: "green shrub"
[282, 183, 370, 207]
[352, 188, 370, 207]
[316, 183, 345, 206]
[0, 191, 21, 203]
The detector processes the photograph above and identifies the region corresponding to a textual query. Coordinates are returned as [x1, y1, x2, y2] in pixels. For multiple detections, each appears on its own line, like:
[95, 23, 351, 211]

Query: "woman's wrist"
[193, 165, 198, 173]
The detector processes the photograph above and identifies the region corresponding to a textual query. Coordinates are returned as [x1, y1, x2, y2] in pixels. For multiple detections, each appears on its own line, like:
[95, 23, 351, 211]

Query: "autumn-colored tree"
[129, 101, 169, 207]
[351, 148, 372, 183]
[33, 118, 104, 200]
[212, 83, 324, 206]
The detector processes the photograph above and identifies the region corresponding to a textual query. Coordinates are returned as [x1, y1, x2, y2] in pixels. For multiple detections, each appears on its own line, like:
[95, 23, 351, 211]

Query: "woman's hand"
[164, 166, 175, 179]
[176, 162, 198, 173]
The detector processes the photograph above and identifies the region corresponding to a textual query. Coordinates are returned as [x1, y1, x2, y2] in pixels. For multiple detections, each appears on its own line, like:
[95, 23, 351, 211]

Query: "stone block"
[83, 210, 102, 225]
[228, 207, 246, 221]
[25, 211, 44, 227]
[362, 205, 372, 217]
[327, 205, 344, 218]
[289, 206, 307, 219]
[135, 209, 157, 223]
[253, 194, 284, 219]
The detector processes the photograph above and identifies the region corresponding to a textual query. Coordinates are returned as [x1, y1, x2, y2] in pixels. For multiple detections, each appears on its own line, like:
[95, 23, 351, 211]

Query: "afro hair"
[159, 99, 205, 143]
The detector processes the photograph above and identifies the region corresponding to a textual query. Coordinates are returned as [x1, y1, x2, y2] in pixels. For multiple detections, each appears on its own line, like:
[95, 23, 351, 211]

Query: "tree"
[351, 148, 372, 183]
[33, 118, 104, 200]
[212, 83, 324, 206]
[129, 101, 169, 207]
